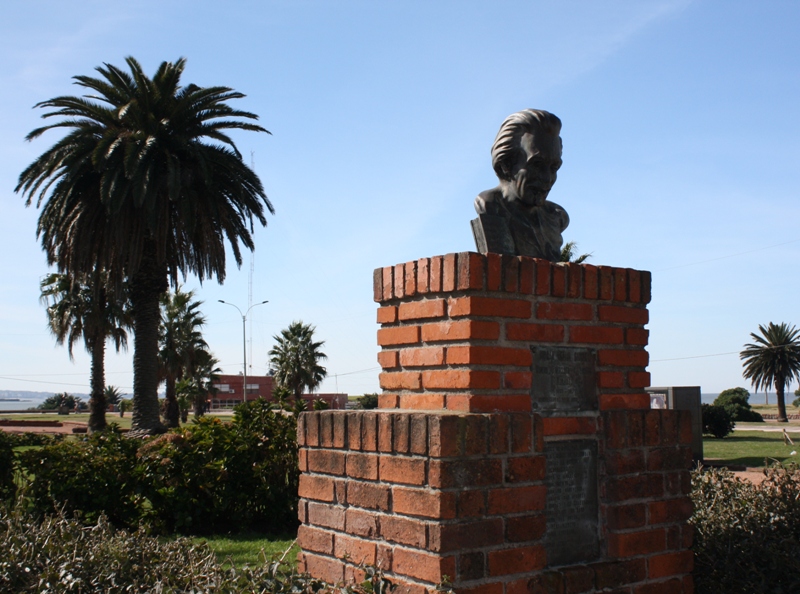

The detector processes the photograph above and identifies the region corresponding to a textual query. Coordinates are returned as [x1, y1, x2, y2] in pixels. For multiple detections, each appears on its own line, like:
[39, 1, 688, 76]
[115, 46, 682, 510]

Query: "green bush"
[0, 433, 15, 502]
[357, 393, 379, 409]
[714, 388, 763, 422]
[691, 464, 800, 594]
[701, 404, 735, 438]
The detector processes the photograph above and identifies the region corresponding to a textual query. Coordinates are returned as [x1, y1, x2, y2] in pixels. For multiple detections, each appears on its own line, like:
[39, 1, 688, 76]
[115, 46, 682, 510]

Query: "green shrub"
[357, 393, 379, 409]
[701, 404, 735, 438]
[714, 388, 763, 422]
[691, 464, 800, 594]
[16, 428, 142, 527]
[0, 433, 15, 502]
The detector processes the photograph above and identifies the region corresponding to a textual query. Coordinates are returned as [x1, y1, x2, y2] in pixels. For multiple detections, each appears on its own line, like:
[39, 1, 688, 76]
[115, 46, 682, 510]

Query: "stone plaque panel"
[545, 439, 599, 566]
[531, 347, 596, 413]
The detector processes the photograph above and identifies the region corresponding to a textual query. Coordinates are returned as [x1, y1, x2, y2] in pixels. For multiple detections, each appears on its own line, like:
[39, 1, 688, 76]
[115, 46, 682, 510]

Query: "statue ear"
[494, 159, 512, 181]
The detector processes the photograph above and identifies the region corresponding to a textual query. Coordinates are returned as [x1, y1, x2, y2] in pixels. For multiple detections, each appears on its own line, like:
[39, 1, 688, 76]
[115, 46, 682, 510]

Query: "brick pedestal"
[298, 253, 694, 594]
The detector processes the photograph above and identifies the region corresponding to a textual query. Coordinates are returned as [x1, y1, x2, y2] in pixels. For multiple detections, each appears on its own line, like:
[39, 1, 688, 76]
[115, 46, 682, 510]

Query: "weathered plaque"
[531, 347, 596, 413]
[545, 440, 599, 566]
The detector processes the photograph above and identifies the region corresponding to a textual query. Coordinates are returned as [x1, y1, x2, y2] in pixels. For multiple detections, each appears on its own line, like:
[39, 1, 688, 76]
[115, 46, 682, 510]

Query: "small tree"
[714, 388, 763, 422]
[560, 241, 592, 264]
[268, 321, 327, 400]
[702, 404, 735, 438]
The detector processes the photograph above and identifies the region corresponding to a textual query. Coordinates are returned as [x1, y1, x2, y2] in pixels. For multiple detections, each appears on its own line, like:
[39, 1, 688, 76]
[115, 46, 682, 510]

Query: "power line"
[651, 351, 739, 362]
[655, 238, 800, 272]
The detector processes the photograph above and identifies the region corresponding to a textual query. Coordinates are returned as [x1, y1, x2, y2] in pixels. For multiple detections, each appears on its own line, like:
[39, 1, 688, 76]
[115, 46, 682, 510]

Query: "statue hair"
[491, 109, 562, 180]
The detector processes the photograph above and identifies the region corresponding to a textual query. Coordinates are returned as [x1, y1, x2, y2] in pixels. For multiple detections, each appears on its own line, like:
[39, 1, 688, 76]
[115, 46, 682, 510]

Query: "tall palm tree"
[740, 322, 800, 423]
[269, 321, 328, 400]
[177, 349, 222, 418]
[40, 272, 130, 432]
[560, 241, 592, 264]
[16, 57, 272, 434]
[159, 287, 208, 427]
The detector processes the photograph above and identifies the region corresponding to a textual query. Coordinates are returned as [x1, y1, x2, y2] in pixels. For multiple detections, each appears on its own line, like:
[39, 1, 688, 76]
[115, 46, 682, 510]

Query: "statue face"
[504, 130, 562, 207]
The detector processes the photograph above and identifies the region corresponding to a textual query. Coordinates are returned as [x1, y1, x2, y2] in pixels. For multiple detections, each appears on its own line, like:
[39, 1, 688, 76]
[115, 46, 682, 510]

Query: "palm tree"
[740, 322, 800, 423]
[16, 57, 272, 434]
[560, 241, 592, 264]
[177, 349, 221, 418]
[39, 272, 130, 432]
[269, 321, 328, 400]
[104, 385, 122, 407]
[158, 288, 208, 427]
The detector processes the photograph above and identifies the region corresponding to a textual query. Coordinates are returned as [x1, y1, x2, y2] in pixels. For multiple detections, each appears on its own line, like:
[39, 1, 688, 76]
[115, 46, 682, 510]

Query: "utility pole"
[218, 299, 268, 402]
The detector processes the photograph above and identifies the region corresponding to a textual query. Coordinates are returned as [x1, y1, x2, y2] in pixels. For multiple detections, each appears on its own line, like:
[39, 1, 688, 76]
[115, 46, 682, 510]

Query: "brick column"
[297, 253, 694, 594]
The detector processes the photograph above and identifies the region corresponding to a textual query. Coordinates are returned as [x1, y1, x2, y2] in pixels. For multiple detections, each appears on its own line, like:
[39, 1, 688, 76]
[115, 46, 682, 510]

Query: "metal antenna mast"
[248, 151, 256, 372]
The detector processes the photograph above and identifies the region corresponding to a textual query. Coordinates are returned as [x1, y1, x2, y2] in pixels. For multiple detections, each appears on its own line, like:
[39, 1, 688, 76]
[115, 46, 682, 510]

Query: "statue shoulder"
[475, 187, 504, 215]
[544, 200, 570, 231]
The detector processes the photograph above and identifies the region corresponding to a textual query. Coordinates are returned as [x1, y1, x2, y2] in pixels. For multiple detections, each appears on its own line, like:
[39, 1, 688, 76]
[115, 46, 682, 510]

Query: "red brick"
[504, 371, 532, 389]
[346, 452, 378, 480]
[567, 263, 582, 298]
[583, 264, 598, 299]
[399, 347, 445, 367]
[361, 413, 377, 451]
[626, 328, 649, 346]
[347, 481, 390, 511]
[394, 264, 405, 299]
[678, 411, 693, 445]
[377, 326, 420, 346]
[345, 508, 378, 537]
[641, 271, 652, 304]
[430, 256, 443, 292]
[297, 525, 333, 554]
[613, 268, 628, 301]
[307, 450, 345, 475]
[377, 350, 399, 369]
[393, 547, 456, 584]
[634, 578, 683, 594]
[536, 302, 593, 321]
[608, 529, 666, 558]
[378, 393, 399, 408]
[378, 413, 393, 452]
[393, 487, 457, 519]
[457, 489, 486, 517]
[593, 559, 646, 589]
[552, 264, 567, 297]
[335, 534, 376, 565]
[319, 413, 334, 447]
[298, 449, 308, 472]
[377, 306, 398, 324]
[382, 266, 394, 302]
[399, 393, 446, 410]
[487, 253, 502, 290]
[449, 296, 532, 319]
[518, 257, 535, 294]
[333, 414, 346, 448]
[598, 371, 625, 388]
[507, 323, 565, 342]
[429, 458, 503, 488]
[504, 255, 520, 292]
[599, 305, 649, 325]
[506, 456, 546, 483]
[606, 475, 651, 502]
[373, 268, 383, 302]
[307, 501, 346, 530]
[298, 475, 335, 502]
[398, 299, 447, 321]
[379, 456, 426, 485]
[487, 545, 546, 576]
[605, 450, 646, 474]
[393, 414, 410, 453]
[489, 415, 509, 454]
[422, 370, 500, 390]
[417, 258, 430, 294]
[648, 498, 694, 525]
[421, 320, 500, 342]
[379, 371, 421, 390]
[305, 413, 320, 447]
[648, 447, 692, 472]
[443, 253, 457, 292]
[430, 518, 504, 552]
[428, 415, 462, 457]
[410, 414, 427, 454]
[488, 485, 546, 514]
[569, 326, 624, 344]
[380, 515, 427, 548]
[598, 266, 614, 300]
[458, 252, 485, 291]
[512, 414, 535, 453]
[598, 349, 649, 367]
[446, 394, 531, 413]
[535, 260, 551, 295]
[563, 566, 595, 593]
[648, 551, 694, 579]
[303, 552, 344, 585]
[542, 417, 596, 436]
[600, 393, 651, 410]
[404, 261, 417, 297]
[506, 514, 547, 542]
[606, 503, 647, 530]
[446, 345, 532, 366]
[347, 413, 362, 450]
[628, 270, 642, 303]
[629, 371, 651, 389]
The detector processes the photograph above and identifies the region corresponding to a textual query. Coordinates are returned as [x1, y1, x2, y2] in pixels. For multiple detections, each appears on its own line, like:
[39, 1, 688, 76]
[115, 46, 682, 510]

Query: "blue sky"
[1, 0, 799, 397]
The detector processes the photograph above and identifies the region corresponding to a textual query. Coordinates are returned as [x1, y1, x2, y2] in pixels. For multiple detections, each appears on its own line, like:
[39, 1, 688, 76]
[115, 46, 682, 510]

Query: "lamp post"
[218, 299, 268, 402]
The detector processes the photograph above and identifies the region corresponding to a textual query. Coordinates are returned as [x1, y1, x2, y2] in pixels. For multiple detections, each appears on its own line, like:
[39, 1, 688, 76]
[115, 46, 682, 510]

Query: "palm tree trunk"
[130, 242, 167, 435]
[88, 338, 107, 433]
[164, 375, 180, 428]
[777, 378, 789, 423]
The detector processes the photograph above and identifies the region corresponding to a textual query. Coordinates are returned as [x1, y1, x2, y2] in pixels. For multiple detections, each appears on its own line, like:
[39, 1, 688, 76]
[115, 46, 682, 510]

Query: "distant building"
[211, 374, 347, 410]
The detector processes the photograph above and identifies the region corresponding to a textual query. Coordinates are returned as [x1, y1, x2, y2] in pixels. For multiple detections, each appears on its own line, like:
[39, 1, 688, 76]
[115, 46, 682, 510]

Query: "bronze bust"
[471, 109, 569, 260]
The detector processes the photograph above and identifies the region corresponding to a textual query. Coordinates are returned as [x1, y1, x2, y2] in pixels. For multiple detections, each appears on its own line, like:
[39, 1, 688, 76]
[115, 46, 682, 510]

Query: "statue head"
[491, 109, 562, 207]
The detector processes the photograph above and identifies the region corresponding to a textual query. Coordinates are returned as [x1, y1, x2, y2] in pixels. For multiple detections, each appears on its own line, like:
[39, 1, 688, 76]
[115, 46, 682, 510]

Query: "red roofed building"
[211, 374, 347, 410]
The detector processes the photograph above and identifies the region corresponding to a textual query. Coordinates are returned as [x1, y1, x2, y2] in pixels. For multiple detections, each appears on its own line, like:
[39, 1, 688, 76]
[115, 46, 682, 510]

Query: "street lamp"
[218, 299, 269, 402]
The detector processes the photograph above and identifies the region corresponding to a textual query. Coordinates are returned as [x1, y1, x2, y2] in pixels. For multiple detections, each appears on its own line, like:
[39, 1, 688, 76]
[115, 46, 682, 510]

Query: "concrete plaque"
[545, 440, 599, 566]
[531, 347, 596, 412]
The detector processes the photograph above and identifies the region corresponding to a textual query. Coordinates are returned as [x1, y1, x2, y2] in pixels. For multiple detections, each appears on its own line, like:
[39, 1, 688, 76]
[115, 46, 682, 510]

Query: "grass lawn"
[704, 429, 800, 468]
[198, 532, 298, 567]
